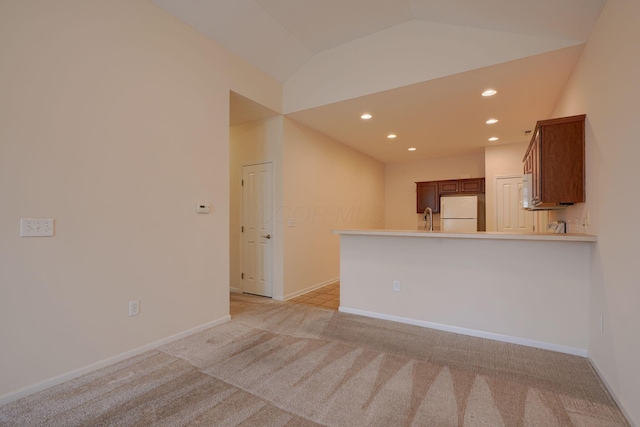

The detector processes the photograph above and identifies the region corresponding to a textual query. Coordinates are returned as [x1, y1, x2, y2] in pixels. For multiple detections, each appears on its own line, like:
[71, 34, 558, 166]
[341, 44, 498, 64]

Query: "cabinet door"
[416, 182, 439, 213]
[439, 180, 459, 194]
[531, 132, 541, 205]
[539, 119, 585, 204]
[460, 178, 485, 193]
[523, 150, 533, 175]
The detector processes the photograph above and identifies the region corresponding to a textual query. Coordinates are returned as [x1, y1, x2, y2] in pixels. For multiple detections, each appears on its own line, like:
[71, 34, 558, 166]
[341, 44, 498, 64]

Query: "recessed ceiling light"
[488, 137, 499, 142]
[408, 147, 416, 151]
[486, 118, 499, 124]
[387, 134, 397, 139]
[361, 113, 372, 120]
[482, 89, 497, 97]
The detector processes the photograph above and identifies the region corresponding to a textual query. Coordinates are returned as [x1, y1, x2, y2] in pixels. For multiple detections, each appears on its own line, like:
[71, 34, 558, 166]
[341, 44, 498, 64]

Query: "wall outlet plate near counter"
[20, 218, 54, 237]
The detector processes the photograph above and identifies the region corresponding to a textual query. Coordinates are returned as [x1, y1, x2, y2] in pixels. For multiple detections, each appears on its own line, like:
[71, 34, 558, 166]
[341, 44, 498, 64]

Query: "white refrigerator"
[440, 195, 478, 232]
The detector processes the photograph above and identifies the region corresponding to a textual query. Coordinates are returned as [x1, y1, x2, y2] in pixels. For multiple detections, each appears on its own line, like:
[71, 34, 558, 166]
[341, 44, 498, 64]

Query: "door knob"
[261, 234, 271, 239]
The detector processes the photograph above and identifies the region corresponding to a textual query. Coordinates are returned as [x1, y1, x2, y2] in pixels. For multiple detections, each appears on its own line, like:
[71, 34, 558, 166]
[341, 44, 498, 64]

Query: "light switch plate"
[20, 218, 54, 237]
[196, 204, 211, 214]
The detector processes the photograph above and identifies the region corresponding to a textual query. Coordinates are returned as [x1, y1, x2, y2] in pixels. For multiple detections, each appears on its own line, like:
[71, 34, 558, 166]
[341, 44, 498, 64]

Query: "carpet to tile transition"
[0, 294, 629, 426]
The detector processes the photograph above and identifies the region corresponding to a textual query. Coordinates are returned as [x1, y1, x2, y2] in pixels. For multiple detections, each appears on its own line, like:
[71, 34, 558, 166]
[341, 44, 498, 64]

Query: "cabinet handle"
[261, 234, 271, 239]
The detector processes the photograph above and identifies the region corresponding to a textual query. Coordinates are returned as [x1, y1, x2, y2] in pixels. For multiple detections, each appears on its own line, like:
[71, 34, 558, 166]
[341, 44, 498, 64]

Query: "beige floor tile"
[320, 302, 339, 309]
[286, 284, 340, 310]
[305, 297, 327, 305]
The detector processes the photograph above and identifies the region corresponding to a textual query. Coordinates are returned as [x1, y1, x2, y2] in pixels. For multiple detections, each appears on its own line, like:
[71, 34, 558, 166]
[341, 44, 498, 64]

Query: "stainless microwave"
[522, 174, 534, 209]
[522, 174, 569, 211]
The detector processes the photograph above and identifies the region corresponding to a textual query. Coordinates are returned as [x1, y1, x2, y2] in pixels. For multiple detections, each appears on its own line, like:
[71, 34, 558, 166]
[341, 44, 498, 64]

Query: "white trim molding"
[283, 277, 340, 301]
[0, 315, 231, 406]
[339, 306, 588, 357]
[588, 356, 637, 427]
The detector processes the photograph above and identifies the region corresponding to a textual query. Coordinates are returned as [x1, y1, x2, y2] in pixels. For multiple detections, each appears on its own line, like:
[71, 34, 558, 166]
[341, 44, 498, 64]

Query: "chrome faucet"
[423, 207, 433, 231]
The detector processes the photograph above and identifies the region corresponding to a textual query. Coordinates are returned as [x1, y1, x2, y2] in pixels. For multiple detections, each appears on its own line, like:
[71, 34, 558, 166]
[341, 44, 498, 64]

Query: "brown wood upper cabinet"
[439, 178, 485, 195]
[416, 182, 439, 213]
[460, 178, 485, 193]
[416, 178, 485, 213]
[522, 114, 585, 208]
[439, 180, 459, 194]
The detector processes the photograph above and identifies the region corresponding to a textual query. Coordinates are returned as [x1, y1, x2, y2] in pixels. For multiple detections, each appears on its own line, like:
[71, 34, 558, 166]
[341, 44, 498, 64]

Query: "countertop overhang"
[331, 229, 597, 242]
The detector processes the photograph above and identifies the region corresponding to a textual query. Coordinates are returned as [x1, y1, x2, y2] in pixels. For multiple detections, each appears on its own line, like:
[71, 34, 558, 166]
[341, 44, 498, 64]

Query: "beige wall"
[282, 118, 385, 298]
[384, 152, 485, 230]
[0, 0, 281, 401]
[550, 0, 640, 423]
[484, 142, 529, 231]
[229, 117, 284, 297]
[339, 234, 590, 354]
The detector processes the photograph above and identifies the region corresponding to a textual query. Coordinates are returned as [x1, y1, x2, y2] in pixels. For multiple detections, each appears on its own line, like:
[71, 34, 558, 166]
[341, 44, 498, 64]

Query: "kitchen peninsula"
[332, 229, 596, 356]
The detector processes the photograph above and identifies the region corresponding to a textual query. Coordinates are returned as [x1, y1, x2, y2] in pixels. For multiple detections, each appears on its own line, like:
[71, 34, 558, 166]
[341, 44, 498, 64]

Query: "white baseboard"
[229, 287, 241, 294]
[0, 315, 231, 406]
[338, 306, 588, 357]
[588, 356, 636, 427]
[283, 277, 340, 301]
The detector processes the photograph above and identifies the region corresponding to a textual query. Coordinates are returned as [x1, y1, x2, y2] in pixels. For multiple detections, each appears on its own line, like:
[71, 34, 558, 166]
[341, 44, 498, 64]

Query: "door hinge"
[241, 226, 244, 232]
[241, 273, 244, 279]
[241, 179, 244, 186]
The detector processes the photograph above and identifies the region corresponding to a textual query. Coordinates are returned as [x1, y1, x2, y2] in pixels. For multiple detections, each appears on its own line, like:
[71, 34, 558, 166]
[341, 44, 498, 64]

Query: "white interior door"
[496, 176, 534, 232]
[242, 163, 273, 297]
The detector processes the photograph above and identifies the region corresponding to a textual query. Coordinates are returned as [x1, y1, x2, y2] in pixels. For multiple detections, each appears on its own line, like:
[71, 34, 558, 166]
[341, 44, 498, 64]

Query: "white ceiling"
[287, 45, 585, 163]
[150, 0, 607, 163]
[151, 0, 606, 83]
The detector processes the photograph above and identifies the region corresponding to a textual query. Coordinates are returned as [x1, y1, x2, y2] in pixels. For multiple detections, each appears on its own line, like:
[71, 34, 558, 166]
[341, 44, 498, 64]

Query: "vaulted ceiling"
[151, 0, 608, 162]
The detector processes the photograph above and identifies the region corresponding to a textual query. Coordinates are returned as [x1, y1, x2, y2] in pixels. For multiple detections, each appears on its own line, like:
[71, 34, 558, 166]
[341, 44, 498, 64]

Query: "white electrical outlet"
[20, 218, 54, 237]
[129, 300, 140, 317]
[393, 280, 401, 292]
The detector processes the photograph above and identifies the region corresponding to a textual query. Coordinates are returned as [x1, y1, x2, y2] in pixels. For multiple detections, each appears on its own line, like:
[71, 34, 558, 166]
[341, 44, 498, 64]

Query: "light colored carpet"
[0, 294, 629, 426]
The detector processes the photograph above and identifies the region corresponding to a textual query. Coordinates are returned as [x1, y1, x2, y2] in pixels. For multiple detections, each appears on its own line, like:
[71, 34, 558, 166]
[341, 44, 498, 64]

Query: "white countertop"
[332, 229, 597, 242]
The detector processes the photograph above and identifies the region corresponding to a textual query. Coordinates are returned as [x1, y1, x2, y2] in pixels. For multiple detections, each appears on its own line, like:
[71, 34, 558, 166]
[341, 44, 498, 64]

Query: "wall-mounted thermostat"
[196, 204, 211, 214]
